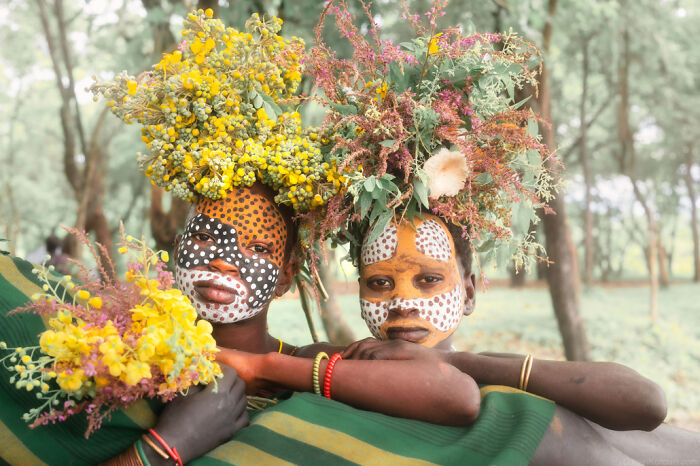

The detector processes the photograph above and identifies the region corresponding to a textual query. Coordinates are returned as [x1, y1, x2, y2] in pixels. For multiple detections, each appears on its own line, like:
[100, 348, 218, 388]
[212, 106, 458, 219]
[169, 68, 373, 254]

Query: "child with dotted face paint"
[173, 183, 481, 428]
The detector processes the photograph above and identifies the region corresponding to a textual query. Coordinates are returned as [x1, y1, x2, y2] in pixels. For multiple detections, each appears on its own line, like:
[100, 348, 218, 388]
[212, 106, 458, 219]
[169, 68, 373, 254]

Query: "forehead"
[193, 188, 288, 265]
[361, 215, 454, 266]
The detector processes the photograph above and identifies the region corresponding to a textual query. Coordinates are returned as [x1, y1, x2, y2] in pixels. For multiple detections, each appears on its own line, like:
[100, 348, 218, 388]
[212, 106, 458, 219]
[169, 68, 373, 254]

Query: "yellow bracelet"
[519, 353, 534, 391]
[313, 352, 329, 395]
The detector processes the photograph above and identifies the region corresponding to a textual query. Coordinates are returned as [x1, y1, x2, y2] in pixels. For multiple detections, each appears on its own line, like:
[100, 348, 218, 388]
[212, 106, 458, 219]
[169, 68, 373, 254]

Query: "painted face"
[359, 214, 465, 348]
[175, 187, 288, 323]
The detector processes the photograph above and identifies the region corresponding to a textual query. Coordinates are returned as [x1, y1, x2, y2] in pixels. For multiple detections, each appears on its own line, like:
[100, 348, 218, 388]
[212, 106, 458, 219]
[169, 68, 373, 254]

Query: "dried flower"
[423, 148, 469, 199]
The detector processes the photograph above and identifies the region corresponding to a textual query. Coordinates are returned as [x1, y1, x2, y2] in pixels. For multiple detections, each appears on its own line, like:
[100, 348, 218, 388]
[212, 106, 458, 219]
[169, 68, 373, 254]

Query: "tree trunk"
[317, 247, 356, 345]
[529, 0, 590, 361]
[580, 37, 594, 286]
[509, 264, 526, 287]
[657, 242, 670, 288]
[150, 187, 191, 253]
[685, 145, 700, 282]
[617, 12, 658, 319]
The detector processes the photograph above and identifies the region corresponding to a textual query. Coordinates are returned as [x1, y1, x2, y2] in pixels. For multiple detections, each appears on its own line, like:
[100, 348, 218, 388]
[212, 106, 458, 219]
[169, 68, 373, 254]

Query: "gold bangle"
[519, 353, 533, 391]
[523, 354, 534, 392]
[313, 352, 329, 395]
[276, 338, 284, 354]
[141, 434, 168, 459]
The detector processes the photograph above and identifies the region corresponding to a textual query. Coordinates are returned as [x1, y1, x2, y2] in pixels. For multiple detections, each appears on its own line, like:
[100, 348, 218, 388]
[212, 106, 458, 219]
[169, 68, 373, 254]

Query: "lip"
[385, 326, 431, 343]
[194, 280, 241, 305]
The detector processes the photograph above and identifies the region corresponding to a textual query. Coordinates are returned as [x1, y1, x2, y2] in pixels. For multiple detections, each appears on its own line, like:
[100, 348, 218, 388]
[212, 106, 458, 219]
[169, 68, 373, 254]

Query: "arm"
[343, 339, 667, 431]
[103, 366, 250, 465]
[216, 349, 480, 426]
[451, 351, 667, 431]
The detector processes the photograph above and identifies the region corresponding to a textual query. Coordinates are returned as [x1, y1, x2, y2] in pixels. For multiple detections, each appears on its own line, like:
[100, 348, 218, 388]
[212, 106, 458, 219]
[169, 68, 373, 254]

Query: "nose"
[209, 258, 239, 276]
[388, 298, 419, 318]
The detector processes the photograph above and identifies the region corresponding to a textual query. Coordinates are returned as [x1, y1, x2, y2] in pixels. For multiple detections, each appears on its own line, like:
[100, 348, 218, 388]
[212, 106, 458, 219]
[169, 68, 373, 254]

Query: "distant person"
[45, 234, 71, 275]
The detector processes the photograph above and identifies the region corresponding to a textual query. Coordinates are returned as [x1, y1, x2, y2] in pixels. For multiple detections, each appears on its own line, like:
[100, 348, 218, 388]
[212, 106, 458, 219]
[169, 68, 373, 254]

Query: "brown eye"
[368, 276, 393, 290]
[193, 232, 214, 242]
[250, 244, 270, 254]
[418, 274, 443, 285]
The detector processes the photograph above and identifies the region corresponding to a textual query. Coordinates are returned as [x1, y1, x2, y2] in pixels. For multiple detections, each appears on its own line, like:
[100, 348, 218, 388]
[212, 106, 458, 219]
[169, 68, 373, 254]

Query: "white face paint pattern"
[360, 285, 465, 337]
[361, 224, 398, 266]
[176, 268, 263, 323]
[415, 219, 452, 262]
[175, 213, 280, 323]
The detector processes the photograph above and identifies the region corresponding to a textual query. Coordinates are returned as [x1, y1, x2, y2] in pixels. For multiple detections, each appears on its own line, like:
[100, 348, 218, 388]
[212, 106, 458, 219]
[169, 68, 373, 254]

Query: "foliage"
[90, 9, 350, 213]
[305, 0, 557, 275]
[0, 228, 220, 436]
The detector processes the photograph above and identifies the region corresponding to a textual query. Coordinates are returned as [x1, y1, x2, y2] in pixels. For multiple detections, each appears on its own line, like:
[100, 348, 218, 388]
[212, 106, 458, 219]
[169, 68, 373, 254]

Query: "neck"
[210, 309, 279, 354]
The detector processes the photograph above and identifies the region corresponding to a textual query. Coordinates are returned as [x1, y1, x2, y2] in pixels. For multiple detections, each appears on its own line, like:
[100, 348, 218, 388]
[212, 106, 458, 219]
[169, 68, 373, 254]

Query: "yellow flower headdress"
[91, 9, 347, 212]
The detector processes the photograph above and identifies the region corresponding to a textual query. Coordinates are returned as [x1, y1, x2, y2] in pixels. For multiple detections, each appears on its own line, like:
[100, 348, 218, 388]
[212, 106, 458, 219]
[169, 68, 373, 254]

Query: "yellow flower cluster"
[0, 235, 221, 427]
[91, 9, 349, 211]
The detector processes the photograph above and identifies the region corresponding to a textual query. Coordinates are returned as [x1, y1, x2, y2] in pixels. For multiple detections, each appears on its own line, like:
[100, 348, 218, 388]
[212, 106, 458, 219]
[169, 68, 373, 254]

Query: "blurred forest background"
[1, 0, 699, 427]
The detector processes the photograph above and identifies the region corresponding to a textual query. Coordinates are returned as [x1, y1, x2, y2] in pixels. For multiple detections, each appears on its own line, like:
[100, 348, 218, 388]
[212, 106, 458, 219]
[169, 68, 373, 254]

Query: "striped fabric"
[0, 254, 554, 465]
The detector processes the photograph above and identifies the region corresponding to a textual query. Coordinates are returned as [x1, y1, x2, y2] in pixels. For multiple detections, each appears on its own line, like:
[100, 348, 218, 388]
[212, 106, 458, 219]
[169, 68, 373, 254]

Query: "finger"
[341, 340, 362, 358]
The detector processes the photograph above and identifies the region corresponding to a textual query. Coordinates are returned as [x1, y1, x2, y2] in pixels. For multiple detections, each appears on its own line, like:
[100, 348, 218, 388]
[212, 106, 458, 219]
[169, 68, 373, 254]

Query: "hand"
[215, 348, 272, 395]
[342, 337, 446, 362]
[148, 365, 249, 464]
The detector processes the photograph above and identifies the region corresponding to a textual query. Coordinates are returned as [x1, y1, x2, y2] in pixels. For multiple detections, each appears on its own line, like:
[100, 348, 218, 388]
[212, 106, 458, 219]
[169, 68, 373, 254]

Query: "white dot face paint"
[175, 212, 281, 323]
[359, 215, 465, 347]
[360, 284, 465, 338]
[361, 224, 398, 266]
[176, 268, 263, 323]
[415, 219, 452, 262]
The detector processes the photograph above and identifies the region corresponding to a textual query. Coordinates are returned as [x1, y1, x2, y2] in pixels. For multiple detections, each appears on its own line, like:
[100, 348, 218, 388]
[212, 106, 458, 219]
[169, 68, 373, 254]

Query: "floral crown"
[307, 0, 558, 271]
[91, 9, 348, 213]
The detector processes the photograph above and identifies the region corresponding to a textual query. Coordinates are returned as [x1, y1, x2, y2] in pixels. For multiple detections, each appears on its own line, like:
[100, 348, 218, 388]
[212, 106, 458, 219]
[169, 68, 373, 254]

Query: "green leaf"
[329, 102, 358, 115]
[367, 211, 394, 245]
[512, 95, 532, 110]
[259, 92, 282, 120]
[359, 192, 373, 218]
[399, 41, 415, 52]
[253, 93, 263, 109]
[474, 172, 493, 185]
[527, 117, 539, 138]
[364, 176, 376, 192]
[379, 139, 396, 148]
[413, 177, 430, 208]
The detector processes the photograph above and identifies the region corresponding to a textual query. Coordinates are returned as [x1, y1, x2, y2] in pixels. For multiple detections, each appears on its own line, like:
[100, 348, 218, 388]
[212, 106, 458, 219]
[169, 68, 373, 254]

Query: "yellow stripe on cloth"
[122, 399, 157, 429]
[255, 411, 437, 466]
[0, 256, 56, 327]
[479, 384, 551, 402]
[207, 440, 295, 466]
[0, 421, 46, 466]
[0, 255, 43, 301]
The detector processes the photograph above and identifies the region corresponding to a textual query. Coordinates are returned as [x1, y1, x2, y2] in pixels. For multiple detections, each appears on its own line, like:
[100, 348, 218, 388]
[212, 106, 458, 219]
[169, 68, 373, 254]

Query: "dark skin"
[302, 216, 666, 432]
[108, 185, 481, 465]
[335, 224, 668, 432]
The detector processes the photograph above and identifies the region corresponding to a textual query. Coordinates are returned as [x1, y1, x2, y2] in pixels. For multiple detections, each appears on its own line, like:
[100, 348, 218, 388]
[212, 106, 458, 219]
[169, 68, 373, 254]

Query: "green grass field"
[267, 282, 700, 429]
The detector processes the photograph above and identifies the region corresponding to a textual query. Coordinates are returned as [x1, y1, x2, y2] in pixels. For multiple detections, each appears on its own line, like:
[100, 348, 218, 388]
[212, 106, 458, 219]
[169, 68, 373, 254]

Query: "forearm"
[260, 353, 480, 426]
[446, 352, 667, 430]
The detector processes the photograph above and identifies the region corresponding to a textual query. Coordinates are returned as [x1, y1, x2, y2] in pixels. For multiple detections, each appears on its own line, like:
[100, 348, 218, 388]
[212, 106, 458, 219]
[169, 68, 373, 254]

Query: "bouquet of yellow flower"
[0, 228, 221, 436]
[90, 9, 349, 212]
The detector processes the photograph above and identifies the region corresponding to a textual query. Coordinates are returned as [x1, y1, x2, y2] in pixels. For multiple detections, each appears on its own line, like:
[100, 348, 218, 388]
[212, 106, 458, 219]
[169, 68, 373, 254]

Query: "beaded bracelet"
[323, 353, 342, 399]
[312, 352, 329, 395]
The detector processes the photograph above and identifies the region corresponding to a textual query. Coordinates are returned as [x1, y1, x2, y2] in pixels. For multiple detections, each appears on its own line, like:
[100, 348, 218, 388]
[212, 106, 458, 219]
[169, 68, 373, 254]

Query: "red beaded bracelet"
[323, 353, 342, 399]
[147, 428, 184, 466]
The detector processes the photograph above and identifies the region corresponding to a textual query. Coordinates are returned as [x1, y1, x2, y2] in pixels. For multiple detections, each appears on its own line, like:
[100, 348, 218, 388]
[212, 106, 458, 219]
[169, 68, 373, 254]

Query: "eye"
[192, 232, 214, 242]
[367, 276, 393, 290]
[249, 244, 270, 254]
[417, 274, 443, 285]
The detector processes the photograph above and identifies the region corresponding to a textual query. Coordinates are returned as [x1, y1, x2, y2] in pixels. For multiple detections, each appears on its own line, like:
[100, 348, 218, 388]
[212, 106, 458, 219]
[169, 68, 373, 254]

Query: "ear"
[462, 271, 476, 316]
[274, 256, 296, 297]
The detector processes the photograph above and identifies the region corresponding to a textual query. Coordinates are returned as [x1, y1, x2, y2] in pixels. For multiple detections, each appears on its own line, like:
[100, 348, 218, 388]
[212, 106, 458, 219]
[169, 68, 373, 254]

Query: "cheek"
[415, 285, 464, 332]
[240, 259, 280, 308]
[360, 299, 389, 339]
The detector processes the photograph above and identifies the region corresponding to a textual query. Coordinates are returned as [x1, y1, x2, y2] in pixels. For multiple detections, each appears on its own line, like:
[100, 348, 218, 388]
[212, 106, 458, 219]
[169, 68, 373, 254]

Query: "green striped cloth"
[0, 254, 554, 465]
